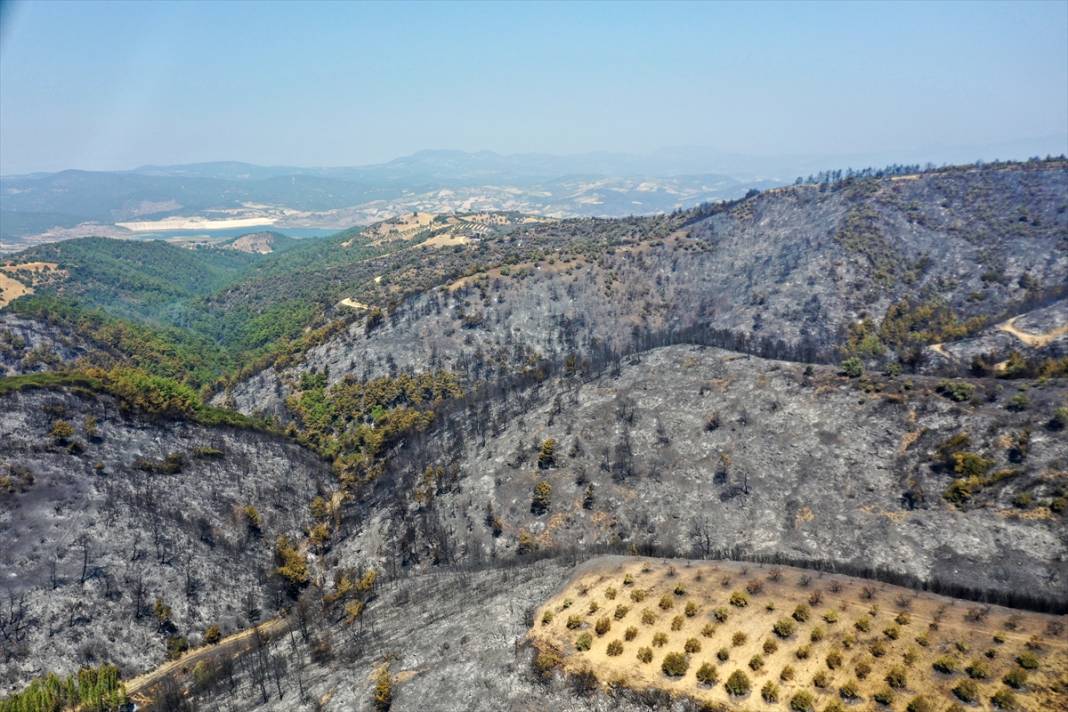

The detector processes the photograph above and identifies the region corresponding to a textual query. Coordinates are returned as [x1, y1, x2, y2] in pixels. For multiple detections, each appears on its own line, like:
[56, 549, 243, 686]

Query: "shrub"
[826, 650, 842, 669]
[684, 637, 701, 653]
[604, 586, 617, 600]
[673, 583, 686, 596]
[793, 604, 810, 622]
[789, 690, 815, 711]
[533, 649, 561, 678]
[49, 420, 74, 442]
[587, 601, 599, 614]
[630, 588, 647, 602]
[566, 615, 583, 629]
[761, 680, 780, 703]
[780, 664, 796, 682]
[1007, 393, 1029, 412]
[773, 618, 796, 638]
[713, 607, 730, 622]
[873, 688, 894, 705]
[594, 617, 610, 636]
[641, 609, 657, 626]
[204, 625, 222, 645]
[906, 697, 933, 712]
[1002, 669, 1027, 689]
[623, 573, 635, 586]
[953, 680, 979, 703]
[637, 646, 653, 663]
[823, 610, 839, 624]
[575, 633, 592, 651]
[274, 535, 309, 587]
[895, 611, 911, 625]
[624, 626, 638, 641]
[725, 670, 751, 696]
[1051, 406, 1068, 430]
[613, 604, 629, 620]
[537, 438, 556, 468]
[763, 638, 778, 654]
[696, 661, 719, 685]
[937, 380, 975, 402]
[965, 659, 989, 679]
[810, 626, 825, 642]
[717, 647, 730, 662]
[701, 623, 716, 637]
[1012, 493, 1033, 508]
[855, 660, 872, 679]
[854, 617, 872, 633]
[606, 640, 623, 656]
[166, 635, 189, 660]
[732, 631, 747, 647]
[531, 480, 552, 514]
[841, 358, 863, 378]
[652, 632, 668, 647]
[748, 654, 764, 671]
[795, 645, 811, 660]
[991, 689, 1018, 710]
[812, 670, 829, 688]
[884, 625, 900, 640]
[659, 594, 674, 610]
[1015, 652, 1039, 670]
[839, 680, 859, 700]
[661, 652, 688, 677]
[685, 601, 698, 617]
[885, 666, 906, 688]
[730, 591, 749, 607]
[869, 640, 887, 657]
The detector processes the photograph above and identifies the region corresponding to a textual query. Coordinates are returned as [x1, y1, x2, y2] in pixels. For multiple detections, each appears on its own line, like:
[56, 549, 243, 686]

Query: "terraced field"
[531, 558, 1068, 711]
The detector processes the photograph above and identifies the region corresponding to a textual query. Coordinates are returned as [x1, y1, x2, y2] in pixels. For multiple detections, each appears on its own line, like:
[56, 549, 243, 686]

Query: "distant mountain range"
[3, 138, 1064, 251]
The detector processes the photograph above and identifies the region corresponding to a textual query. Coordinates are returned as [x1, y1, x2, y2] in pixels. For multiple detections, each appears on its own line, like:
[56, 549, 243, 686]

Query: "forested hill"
[223, 158, 1068, 415]
[2, 159, 1066, 400]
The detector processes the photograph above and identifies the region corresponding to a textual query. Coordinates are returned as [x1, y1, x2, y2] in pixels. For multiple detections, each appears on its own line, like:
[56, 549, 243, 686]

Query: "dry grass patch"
[530, 557, 1067, 710]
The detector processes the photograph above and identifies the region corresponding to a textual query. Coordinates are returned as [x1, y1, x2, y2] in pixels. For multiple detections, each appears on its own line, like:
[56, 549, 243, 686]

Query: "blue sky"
[0, 0, 1065, 173]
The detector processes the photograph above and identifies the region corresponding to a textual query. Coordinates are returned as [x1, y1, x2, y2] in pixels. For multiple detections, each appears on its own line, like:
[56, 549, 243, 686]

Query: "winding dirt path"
[997, 315, 1068, 348]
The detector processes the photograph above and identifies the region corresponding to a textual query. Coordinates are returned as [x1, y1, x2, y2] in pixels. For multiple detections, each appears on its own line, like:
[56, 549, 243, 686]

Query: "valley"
[0, 159, 1066, 711]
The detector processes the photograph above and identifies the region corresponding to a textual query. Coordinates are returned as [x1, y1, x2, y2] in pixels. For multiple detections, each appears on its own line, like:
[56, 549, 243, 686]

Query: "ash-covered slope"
[152, 557, 694, 712]
[223, 161, 1068, 417]
[0, 386, 332, 692]
[0, 314, 102, 376]
[335, 346, 1068, 606]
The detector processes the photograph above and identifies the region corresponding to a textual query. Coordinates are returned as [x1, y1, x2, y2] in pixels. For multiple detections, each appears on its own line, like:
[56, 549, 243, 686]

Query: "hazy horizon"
[1, 0, 1066, 176]
[3, 135, 1068, 180]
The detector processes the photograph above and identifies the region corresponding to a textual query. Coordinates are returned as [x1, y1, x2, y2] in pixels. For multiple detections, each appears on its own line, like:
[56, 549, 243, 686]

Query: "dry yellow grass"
[365, 211, 437, 243]
[0, 272, 32, 308]
[420, 233, 470, 248]
[0, 261, 64, 307]
[338, 297, 371, 311]
[531, 557, 1067, 711]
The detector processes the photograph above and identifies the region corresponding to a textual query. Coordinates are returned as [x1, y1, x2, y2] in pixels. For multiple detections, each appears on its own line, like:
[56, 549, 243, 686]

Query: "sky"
[0, 0, 1066, 174]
